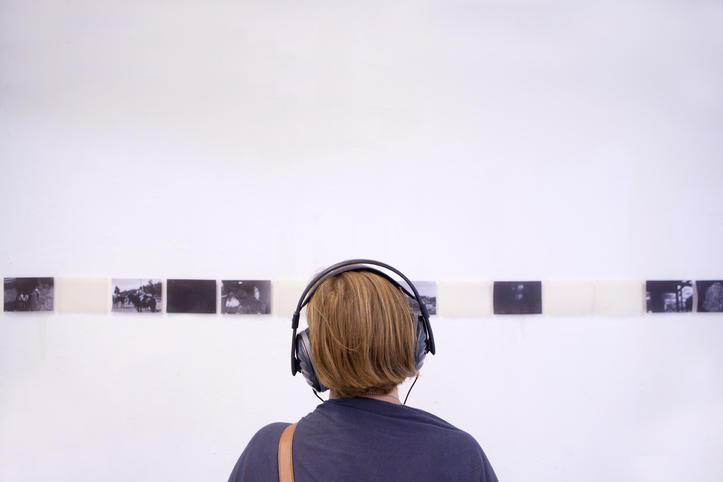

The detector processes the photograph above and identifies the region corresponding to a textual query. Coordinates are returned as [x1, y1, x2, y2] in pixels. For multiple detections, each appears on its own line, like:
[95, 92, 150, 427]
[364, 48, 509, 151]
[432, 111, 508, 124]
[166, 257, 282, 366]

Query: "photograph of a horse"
[112, 279, 162, 313]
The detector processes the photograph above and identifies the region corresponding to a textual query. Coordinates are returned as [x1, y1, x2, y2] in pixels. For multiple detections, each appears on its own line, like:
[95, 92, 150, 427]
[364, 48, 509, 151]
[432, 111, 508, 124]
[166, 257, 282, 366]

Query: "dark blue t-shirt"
[228, 397, 497, 481]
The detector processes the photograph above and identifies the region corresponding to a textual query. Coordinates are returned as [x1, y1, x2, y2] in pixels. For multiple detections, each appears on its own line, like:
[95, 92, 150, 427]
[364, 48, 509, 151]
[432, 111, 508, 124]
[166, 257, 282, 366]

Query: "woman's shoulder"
[295, 400, 498, 481]
[304, 399, 487, 457]
[252, 421, 291, 445]
[227, 422, 291, 482]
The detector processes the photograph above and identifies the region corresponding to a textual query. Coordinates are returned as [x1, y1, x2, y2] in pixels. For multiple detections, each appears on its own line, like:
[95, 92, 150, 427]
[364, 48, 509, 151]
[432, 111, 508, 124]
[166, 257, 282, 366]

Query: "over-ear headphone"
[290, 259, 436, 392]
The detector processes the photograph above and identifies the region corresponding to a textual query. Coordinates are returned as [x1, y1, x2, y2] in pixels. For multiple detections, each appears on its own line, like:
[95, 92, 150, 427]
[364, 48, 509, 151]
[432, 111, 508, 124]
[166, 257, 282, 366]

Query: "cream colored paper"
[596, 280, 645, 315]
[544, 281, 595, 315]
[273, 280, 308, 316]
[57, 277, 109, 313]
[438, 281, 492, 317]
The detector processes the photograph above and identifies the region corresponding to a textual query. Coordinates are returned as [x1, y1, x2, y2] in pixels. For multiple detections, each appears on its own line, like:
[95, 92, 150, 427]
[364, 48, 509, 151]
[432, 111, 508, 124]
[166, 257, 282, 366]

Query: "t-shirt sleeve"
[480, 448, 498, 482]
[440, 428, 498, 482]
[228, 422, 290, 482]
[459, 432, 499, 482]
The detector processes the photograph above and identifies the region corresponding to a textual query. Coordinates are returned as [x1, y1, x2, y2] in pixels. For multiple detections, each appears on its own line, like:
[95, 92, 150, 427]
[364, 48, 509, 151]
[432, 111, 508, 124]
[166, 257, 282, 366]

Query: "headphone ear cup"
[295, 328, 327, 393]
[414, 315, 428, 371]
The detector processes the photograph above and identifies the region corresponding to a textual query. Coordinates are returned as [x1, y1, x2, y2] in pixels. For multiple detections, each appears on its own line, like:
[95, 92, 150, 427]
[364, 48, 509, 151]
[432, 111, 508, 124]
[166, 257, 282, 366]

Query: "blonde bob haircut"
[306, 270, 418, 399]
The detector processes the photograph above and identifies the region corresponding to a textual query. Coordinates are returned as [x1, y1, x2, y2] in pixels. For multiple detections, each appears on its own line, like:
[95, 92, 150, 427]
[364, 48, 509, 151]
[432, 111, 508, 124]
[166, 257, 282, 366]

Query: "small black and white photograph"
[112, 279, 162, 313]
[167, 279, 217, 314]
[408, 281, 437, 316]
[646, 280, 694, 313]
[695, 280, 723, 313]
[221, 280, 271, 314]
[4, 277, 54, 312]
[493, 281, 542, 315]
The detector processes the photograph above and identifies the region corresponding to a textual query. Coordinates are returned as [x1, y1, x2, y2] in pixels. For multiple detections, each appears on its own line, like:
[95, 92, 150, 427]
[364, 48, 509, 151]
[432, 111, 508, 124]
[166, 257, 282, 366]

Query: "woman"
[229, 261, 497, 481]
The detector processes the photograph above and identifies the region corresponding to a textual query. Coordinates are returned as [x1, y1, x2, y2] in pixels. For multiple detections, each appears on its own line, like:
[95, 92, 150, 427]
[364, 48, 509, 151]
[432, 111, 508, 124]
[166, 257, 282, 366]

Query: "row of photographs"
[4, 278, 723, 314]
[3, 278, 273, 315]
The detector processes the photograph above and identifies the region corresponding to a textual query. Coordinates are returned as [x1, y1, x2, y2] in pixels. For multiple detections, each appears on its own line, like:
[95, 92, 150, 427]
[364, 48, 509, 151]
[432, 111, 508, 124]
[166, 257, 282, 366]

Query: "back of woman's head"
[307, 270, 418, 398]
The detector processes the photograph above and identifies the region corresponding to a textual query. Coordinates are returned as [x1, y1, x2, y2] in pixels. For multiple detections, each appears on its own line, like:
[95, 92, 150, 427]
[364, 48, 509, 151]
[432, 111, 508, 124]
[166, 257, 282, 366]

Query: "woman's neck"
[356, 387, 403, 405]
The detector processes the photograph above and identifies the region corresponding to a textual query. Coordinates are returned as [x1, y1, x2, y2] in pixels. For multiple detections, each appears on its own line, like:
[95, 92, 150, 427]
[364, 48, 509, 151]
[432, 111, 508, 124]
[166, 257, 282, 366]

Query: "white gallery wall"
[1, 1, 722, 481]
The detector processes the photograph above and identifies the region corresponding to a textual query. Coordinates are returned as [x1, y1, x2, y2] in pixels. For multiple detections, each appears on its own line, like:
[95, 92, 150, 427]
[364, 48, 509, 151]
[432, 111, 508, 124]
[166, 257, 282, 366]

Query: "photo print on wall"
[695, 280, 723, 313]
[112, 279, 162, 313]
[646, 280, 694, 313]
[493, 281, 542, 315]
[221, 280, 271, 314]
[4, 277, 54, 312]
[167, 279, 217, 314]
[408, 281, 437, 316]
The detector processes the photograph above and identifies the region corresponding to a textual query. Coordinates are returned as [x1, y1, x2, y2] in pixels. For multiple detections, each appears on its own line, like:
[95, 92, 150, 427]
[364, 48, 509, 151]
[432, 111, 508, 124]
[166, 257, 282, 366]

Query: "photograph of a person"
[228, 260, 497, 481]
[493, 281, 542, 315]
[112, 279, 162, 313]
[4, 277, 54, 312]
[166, 279, 216, 314]
[646, 280, 693, 313]
[408, 280, 437, 316]
[695, 280, 723, 313]
[221, 280, 271, 314]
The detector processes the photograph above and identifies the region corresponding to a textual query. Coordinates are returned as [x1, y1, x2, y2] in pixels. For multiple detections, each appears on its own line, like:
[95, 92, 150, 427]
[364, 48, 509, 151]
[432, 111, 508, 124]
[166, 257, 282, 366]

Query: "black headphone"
[290, 259, 436, 392]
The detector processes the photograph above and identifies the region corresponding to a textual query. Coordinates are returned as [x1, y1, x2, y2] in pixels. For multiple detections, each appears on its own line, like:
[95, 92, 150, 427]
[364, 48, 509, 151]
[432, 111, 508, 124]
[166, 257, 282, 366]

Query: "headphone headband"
[290, 259, 436, 378]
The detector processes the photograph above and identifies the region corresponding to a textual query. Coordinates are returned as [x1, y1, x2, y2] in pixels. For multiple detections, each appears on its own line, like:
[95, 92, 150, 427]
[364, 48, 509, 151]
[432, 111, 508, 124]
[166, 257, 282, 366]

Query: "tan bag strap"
[278, 423, 298, 482]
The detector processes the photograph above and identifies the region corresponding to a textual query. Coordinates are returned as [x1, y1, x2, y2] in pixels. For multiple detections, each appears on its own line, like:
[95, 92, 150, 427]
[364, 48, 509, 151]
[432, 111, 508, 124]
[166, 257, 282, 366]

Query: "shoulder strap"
[278, 423, 297, 482]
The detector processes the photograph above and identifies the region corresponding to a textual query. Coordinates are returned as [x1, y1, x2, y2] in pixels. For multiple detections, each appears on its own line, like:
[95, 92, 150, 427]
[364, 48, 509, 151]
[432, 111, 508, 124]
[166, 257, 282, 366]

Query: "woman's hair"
[307, 270, 418, 398]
